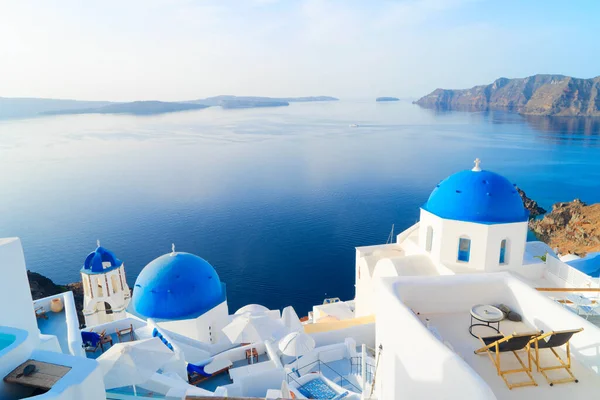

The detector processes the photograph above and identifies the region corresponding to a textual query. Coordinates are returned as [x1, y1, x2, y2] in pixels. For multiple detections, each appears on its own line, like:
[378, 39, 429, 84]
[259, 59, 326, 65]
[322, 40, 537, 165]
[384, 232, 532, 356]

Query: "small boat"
[349, 124, 359, 127]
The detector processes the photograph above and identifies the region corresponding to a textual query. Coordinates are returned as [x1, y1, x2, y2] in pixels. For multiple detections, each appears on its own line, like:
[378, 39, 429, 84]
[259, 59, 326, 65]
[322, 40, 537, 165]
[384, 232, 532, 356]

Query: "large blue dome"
[422, 169, 528, 224]
[131, 252, 225, 320]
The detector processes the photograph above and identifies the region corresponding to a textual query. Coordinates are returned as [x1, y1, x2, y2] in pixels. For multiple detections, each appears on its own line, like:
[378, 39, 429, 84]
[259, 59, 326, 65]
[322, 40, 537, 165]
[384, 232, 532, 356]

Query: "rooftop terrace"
[377, 273, 600, 400]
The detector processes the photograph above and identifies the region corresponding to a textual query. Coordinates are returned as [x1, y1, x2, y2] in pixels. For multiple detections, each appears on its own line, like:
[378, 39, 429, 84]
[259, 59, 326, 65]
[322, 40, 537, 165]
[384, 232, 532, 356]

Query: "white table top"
[470, 304, 504, 322]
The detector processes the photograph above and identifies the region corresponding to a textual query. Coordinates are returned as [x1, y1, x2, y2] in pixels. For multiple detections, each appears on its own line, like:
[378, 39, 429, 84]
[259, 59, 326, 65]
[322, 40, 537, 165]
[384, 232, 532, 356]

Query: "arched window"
[82, 275, 90, 297]
[96, 278, 103, 297]
[104, 302, 113, 315]
[499, 239, 508, 264]
[425, 226, 434, 252]
[457, 237, 471, 262]
[111, 275, 120, 294]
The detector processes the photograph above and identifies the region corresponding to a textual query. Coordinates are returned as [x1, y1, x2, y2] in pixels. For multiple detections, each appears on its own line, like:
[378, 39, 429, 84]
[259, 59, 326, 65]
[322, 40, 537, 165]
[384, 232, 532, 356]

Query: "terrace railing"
[350, 356, 376, 383]
[286, 359, 361, 394]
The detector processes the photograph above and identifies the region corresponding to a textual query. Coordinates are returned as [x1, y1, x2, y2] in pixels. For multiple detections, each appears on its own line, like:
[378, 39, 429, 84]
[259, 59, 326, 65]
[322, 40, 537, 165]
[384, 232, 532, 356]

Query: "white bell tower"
[81, 241, 131, 327]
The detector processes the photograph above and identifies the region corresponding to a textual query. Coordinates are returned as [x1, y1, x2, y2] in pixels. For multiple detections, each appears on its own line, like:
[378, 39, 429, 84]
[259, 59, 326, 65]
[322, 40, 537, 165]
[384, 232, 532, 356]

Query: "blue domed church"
[81, 243, 131, 327]
[129, 248, 228, 343]
[418, 158, 529, 271]
[353, 159, 534, 317]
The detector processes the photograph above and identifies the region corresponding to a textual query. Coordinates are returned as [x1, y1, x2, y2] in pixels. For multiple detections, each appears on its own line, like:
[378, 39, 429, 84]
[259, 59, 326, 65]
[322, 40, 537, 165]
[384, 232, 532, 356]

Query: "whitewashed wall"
[376, 276, 497, 400]
[157, 300, 229, 343]
[82, 264, 130, 327]
[0, 238, 39, 341]
[418, 210, 527, 272]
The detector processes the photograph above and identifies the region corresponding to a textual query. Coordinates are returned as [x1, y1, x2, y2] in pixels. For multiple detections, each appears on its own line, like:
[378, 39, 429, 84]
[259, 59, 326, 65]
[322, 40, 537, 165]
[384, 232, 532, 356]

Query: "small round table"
[469, 304, 503, 338]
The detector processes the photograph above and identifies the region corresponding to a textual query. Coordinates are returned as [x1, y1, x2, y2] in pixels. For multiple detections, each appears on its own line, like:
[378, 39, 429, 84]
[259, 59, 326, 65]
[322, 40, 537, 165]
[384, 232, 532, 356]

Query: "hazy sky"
[1, 0, 598, 101]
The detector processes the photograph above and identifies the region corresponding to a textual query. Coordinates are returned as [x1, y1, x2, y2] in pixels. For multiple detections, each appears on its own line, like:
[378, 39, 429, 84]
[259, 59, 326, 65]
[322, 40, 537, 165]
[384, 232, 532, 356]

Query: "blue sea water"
[0, 100, 599, 316]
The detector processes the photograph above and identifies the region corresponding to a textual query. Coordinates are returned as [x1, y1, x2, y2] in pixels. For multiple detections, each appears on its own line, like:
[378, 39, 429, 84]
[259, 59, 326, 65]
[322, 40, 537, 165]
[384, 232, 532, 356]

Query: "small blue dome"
[422, 169, 528, 224]
[82, 246, 122, 274]
[131, 252, 225, 320]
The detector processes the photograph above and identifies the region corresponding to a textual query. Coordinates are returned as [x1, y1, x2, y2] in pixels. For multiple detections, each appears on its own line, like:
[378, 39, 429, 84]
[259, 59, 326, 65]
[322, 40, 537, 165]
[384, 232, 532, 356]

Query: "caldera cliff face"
[415, 74, 600, 117]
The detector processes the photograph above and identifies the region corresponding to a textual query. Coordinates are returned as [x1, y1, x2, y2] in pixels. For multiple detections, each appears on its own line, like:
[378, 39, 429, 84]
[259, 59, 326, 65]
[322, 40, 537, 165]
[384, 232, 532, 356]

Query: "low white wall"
[544, 255, 600, 288]
[238, 368, 286, 398]
[82, 315, 147, 334]
[210, 342, 268, 365]
[507, 277, 600, 374]
[376, 277, 497, 400]
[156, 301, 229, 344]
[391, 273, 516, 315]
[264, 340, 283, 368]
[289, 342, 353, 373]
[310, 323, 375, 348]
[0, 238, 39, 348]
[34, 292, 84, 356]
[139, 371, 213, 397]
[38, 334, 62, 353]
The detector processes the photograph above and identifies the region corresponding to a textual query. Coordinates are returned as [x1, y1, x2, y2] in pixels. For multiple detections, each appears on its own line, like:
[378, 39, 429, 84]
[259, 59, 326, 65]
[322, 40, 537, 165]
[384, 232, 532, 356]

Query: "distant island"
[0, 97, 112, 119]
[0, 95, 339, 118]
[43, 101, 210, 116]
[414, 74, 600, 116]
[187, 95, 339, 109]
[376, 97, 399, 102]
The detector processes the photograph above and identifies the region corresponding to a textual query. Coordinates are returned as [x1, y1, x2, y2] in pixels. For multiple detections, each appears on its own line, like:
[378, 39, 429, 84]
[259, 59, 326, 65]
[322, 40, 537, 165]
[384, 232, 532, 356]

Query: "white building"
[354, 159, 578, 317]
[81, 243, 131, 327]
[3, 158, 599, 400]
[128, 248, 230, 344]
[0, 238, 105, 400]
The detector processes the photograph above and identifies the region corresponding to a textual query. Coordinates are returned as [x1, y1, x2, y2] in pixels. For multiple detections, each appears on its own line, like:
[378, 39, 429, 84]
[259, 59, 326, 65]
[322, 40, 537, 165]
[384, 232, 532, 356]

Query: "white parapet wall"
[0, 238, 39, 345]
[376, 272, 600, 399]
[376, 275, 496, 400]
[34, 291, 84, 357]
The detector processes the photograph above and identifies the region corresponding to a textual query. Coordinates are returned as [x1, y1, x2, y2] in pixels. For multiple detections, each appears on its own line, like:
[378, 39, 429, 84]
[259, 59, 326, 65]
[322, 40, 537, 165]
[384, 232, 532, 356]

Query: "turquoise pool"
[0, 333, 16, 351]
[299, 377, 341, 399]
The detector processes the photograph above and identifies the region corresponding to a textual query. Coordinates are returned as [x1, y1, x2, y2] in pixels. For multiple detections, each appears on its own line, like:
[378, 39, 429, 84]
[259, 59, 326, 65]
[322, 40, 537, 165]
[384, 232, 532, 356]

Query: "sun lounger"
[474, 331, 540, 389]
[529, 328, 583, 386]
[187, 358, 232, 386]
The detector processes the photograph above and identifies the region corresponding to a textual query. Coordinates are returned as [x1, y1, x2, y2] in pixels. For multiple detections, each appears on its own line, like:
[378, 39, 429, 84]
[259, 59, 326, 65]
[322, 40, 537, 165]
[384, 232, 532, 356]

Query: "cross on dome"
[171, 243, 176, 255]
[472, 158, 482, 172]
[96, 239, 100, 248]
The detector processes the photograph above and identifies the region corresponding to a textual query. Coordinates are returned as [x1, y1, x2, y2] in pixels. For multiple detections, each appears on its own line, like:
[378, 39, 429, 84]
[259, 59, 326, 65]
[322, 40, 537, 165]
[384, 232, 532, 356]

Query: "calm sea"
[1, 100, 599, 316]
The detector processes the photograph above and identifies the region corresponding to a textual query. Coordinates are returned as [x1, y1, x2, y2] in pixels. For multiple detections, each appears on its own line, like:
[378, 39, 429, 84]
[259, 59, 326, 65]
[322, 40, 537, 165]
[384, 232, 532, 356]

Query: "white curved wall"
[0, 238, 39, 345]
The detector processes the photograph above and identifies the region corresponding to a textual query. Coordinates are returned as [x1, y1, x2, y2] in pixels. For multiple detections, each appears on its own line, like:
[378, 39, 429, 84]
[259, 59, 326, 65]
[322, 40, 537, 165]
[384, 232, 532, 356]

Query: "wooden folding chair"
[35, 306, 48, 320]
[528, 328, 583, 386]
[116, 324, 134, 342]
[474, 331, 540, 389]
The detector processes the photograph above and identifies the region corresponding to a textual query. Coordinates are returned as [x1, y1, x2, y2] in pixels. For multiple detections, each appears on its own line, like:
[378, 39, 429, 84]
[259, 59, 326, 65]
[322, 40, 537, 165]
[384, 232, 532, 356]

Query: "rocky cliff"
[529, 199, 600, 256]
[415, 74, 600, 116]
[516, 187, 546, 218]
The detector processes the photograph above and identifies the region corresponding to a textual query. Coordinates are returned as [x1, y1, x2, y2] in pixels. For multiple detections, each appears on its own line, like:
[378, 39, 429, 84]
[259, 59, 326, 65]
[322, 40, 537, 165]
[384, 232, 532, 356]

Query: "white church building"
[81, 243, 131, 327]
[355, 159, 574, 317]
[128, 247, 230, 344]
